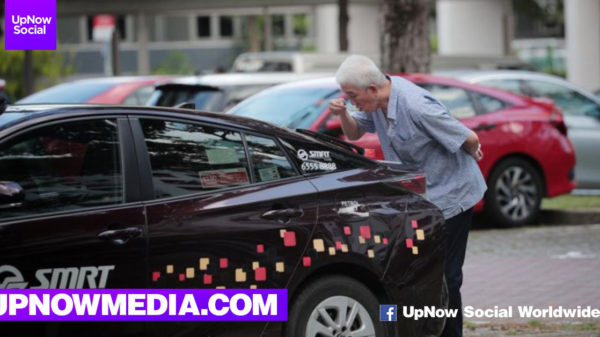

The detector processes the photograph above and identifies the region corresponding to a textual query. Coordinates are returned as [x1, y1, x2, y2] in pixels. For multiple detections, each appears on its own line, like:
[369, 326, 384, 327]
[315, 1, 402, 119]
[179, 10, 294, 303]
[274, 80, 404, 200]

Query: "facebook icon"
[379, 305, 397, 321]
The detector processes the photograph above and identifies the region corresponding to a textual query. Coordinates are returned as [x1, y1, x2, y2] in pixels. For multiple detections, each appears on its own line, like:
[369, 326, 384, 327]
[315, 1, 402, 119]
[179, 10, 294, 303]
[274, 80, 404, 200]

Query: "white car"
[439, 70, 600, 191]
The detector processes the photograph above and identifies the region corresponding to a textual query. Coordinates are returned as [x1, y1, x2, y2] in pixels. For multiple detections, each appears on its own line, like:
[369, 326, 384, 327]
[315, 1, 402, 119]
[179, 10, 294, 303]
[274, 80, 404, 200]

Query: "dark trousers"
[440, 208, 473, 337]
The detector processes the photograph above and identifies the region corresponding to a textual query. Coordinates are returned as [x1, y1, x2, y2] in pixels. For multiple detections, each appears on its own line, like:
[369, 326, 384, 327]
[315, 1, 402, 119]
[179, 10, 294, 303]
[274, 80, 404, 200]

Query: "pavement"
[461, 223, 600, 336]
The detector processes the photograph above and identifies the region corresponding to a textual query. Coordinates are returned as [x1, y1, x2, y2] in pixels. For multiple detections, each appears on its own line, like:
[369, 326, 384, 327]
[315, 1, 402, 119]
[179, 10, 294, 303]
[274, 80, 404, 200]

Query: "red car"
[16, 76, 173, 105]
[229, 75, 576, 227]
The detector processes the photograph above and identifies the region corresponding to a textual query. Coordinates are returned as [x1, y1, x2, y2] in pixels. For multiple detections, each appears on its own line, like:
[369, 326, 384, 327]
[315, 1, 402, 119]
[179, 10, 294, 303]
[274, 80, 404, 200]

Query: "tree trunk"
[339, 0, 349, 51]
[380, 0, 432, 73]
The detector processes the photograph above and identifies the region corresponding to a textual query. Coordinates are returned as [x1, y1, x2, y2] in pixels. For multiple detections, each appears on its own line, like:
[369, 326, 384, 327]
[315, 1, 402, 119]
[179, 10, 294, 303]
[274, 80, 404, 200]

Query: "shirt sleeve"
[351, 111, 376, 133]
[413, 95, 471, 153]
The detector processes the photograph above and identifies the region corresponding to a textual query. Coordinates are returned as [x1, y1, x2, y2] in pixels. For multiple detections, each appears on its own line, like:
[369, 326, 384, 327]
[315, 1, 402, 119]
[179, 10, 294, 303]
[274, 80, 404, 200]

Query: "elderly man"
[330, 55, 486, 337]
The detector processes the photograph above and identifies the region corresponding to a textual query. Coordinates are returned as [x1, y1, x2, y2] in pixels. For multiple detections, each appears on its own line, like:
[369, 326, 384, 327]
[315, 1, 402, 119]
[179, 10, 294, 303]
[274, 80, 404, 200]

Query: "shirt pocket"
[390, 133, 430, 166]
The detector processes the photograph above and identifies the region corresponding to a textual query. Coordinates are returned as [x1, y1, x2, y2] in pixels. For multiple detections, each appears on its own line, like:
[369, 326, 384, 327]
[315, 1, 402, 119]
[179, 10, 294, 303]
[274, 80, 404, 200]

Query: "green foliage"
[0, 42, 75, 101]
[152, 51, 194, 75]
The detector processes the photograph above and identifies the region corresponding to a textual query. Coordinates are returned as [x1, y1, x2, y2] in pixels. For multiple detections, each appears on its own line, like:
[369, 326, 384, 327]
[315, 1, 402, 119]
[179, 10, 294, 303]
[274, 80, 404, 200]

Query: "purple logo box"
[0, 289, 288, 321]
[4, 0, 56, 50]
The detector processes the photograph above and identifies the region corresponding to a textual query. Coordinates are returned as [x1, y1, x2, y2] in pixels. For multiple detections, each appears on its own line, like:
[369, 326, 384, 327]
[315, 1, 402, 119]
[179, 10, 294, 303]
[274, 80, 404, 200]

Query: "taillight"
[551, 120, 568, 136]
[364, 148, 377, 159]
[398, 174, 426, 196]
[550, 105, 568, 136]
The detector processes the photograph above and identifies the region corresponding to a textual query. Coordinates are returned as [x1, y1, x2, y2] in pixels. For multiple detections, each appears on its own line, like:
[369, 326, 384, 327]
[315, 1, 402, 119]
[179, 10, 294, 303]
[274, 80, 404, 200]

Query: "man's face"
[341, 83, 379, 113]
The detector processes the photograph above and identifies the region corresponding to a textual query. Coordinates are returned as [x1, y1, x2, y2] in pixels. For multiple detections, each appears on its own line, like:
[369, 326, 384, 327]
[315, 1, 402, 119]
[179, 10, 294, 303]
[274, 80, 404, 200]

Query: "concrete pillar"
[347, 4, 379, 54]
[136, 12, 150, 75]
[565, 0, 600, 92]
[437, 0, 511, 56]
[315, 4, 339, 53]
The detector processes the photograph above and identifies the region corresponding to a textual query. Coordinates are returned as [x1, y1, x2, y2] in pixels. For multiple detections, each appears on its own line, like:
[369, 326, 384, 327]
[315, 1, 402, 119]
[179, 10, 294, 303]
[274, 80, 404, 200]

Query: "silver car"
[439, 70, 600, 191]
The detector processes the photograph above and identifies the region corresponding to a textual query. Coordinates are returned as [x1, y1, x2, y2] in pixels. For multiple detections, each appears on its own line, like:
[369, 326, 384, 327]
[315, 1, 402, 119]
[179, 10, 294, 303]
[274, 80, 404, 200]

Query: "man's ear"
[366, 84, 378, 94]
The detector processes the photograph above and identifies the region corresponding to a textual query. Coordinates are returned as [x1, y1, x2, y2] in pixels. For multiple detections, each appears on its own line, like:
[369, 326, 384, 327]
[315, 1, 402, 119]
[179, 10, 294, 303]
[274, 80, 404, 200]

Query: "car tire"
[284, 275, 392, 337]
[485, 158, 543, 227]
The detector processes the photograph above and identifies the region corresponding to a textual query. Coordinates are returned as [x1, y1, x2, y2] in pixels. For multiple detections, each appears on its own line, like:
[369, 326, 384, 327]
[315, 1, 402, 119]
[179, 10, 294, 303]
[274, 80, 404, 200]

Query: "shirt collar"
[385, 75, 397, 123]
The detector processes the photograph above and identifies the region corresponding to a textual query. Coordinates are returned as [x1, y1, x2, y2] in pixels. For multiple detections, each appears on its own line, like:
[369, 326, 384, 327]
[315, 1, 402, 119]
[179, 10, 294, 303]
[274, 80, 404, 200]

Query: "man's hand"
[462, 131, 484, 161]
[472, 143, 484, 161]
[329, 98, 347, 116]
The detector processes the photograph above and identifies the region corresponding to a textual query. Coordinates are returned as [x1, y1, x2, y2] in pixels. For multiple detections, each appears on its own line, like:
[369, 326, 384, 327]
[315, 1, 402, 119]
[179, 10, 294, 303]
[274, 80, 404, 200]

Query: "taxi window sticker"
[296, 149, 337, 172]
[199, 168, 249, 189]
[206, 148, 241, 165]
[258, 166, 281, 182]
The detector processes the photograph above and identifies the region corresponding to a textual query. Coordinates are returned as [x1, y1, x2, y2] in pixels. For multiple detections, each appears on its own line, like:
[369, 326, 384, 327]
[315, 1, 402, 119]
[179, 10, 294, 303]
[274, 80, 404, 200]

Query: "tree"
[0, 47, 74, 101]
[380, 0, 432, 73]
[338, 0, 349, 51]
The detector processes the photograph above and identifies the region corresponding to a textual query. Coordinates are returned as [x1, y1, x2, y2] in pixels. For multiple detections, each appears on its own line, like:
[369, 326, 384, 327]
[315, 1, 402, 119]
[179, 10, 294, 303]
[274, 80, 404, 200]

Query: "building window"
[293, 13, 308, 36]
[271, 15, 285, 37]
[220, 16, 233, 37]
[197, 16, 211, 38]
[164, 16, 190, 41]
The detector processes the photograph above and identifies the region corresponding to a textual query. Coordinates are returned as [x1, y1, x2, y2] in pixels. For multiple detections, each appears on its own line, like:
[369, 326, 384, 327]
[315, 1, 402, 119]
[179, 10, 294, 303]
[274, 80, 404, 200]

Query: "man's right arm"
[329, 98, 366, 140]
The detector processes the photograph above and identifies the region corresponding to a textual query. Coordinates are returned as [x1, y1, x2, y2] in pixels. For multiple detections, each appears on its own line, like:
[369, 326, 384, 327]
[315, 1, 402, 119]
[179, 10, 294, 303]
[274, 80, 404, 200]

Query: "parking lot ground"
[461, 223, 600, 335]
[464, 321, 600, 337]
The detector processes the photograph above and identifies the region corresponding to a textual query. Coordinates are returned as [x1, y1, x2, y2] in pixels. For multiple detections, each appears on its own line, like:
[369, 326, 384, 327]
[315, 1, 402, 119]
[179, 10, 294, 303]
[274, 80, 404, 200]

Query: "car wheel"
[285, 275, 391, 337]
[485, 158, 543, 227]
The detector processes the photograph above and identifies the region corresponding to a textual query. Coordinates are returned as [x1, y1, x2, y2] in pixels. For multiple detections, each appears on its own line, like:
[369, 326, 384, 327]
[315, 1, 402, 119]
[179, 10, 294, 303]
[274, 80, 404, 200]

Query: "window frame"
[0, 116, 137, 222]
[129, 115, 304, 203]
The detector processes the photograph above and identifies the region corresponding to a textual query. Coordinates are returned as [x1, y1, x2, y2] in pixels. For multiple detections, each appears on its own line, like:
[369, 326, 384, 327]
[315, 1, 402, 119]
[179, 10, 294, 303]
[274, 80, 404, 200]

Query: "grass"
[542, 195, 600, 210]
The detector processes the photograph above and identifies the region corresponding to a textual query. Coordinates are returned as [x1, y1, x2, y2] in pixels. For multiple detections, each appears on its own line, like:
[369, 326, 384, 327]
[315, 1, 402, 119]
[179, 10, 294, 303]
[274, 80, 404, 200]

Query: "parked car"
[0, 104, 446, 337]
[438, 70, 600, 190]
[229, 76, 576, 226]
[16, 76, 173, 105]
[147, 72, 330, 112]
[232, 52, 534, 74]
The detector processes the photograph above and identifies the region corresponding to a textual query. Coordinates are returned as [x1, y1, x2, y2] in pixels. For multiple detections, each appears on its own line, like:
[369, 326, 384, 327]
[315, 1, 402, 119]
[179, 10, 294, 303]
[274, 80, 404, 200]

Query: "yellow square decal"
[235, 268, 247, 282]
[199, 258, 210, 271]
[313, 239, 325, 252]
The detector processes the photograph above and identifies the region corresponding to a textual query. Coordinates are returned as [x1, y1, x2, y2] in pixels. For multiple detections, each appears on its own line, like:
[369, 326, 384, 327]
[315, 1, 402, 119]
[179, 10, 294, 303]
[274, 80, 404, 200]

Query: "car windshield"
[229, 87, 340, 129]
[16, 82, 115, 104]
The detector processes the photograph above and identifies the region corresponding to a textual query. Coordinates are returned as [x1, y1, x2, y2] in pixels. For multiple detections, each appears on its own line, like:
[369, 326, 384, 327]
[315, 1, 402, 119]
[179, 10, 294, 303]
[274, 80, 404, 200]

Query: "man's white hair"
[335, 55, 386, 89]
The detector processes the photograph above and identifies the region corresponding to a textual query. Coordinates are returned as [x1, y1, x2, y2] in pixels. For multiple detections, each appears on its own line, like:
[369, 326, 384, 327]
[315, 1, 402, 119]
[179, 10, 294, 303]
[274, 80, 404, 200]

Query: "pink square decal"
[405, 238, 413, 248]
[152, 271, 160, 282]
[219, 258, 228, 268]
[383, 238, 388, 245]
[335, 241, 343, 250]
[257, 244, 264, 253]
[255, 267, 266, 281]
[284, 231, 296, 247]
[178, 273, 185, 282]
[204, 274, 213, 285]
[343, 226, 352, 235]
[303, 256, 311, 267]
[360, 226, 371, 239]
[411, 220, 418, 228]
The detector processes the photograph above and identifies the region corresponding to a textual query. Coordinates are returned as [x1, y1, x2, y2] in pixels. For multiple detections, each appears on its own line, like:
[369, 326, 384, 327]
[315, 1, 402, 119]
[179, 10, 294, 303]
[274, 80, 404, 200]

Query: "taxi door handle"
[98, 227, 142, 246]
[261, 208, 304, 222]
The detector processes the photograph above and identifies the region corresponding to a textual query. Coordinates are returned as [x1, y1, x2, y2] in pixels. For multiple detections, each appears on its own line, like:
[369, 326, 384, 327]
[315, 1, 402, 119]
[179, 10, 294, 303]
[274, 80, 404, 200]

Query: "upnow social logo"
[380, 305, 397, 322]
[4, 0, 57, 50]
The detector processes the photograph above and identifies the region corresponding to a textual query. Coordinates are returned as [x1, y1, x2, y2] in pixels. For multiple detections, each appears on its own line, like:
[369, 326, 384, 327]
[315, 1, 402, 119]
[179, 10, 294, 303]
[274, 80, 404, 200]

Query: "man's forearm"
[340, 111, 364, 140]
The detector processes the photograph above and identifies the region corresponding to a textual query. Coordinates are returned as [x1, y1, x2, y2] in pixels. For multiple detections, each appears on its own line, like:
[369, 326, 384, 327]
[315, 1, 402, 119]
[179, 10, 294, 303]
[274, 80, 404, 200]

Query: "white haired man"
[329, 55, 486, 337]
